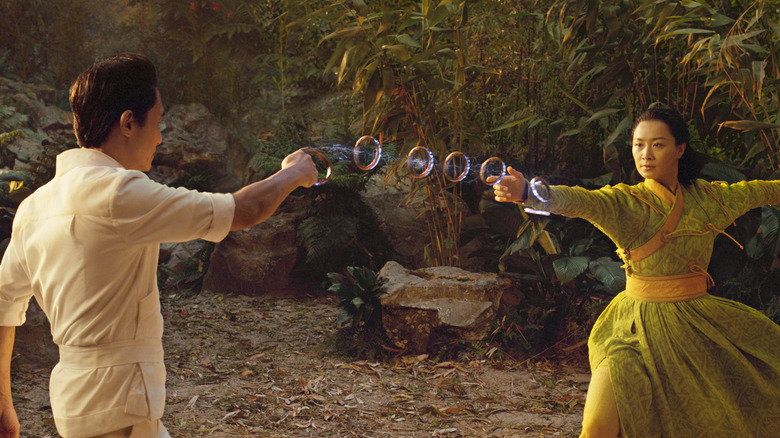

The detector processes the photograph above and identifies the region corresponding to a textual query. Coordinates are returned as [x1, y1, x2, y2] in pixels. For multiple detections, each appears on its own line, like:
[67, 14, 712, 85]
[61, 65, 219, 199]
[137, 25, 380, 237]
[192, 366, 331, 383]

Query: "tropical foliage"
[2, 0, 780, 351]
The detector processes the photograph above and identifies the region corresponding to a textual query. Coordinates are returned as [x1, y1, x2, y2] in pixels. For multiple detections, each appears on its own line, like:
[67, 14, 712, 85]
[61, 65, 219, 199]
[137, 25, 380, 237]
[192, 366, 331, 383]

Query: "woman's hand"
[493, 167, 527, 203]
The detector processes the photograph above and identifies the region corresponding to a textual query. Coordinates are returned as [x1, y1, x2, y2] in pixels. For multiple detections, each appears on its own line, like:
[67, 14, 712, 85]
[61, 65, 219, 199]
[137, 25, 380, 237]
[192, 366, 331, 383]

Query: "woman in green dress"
[493, 107, 780, 437]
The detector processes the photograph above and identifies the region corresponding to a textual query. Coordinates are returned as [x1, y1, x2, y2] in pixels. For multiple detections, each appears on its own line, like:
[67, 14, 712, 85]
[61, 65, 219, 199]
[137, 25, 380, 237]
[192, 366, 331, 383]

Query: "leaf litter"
[13, 290, 588, 437]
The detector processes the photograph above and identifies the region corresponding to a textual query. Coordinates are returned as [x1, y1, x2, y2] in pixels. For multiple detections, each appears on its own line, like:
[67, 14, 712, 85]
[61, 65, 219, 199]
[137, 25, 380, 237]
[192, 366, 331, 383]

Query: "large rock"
[149, 103, 242, 191]
[1, 77, 74, 169]
[158, 240, 214, 290]
[202, 212, 300, 296]
[378, 261, 511, 353]
[359, 174, 429, 268]
[14, 300, 58, 369]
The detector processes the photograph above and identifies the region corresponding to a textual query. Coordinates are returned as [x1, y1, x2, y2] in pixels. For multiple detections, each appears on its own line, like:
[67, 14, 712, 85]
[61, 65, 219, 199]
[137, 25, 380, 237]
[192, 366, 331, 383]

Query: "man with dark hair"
[0, 53, 317, 437]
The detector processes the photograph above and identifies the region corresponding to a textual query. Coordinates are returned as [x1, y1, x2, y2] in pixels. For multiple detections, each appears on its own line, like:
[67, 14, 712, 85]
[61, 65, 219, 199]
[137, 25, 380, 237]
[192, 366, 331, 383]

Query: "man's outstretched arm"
[231, 149, 318, 231]
[0, 326, 19, 438]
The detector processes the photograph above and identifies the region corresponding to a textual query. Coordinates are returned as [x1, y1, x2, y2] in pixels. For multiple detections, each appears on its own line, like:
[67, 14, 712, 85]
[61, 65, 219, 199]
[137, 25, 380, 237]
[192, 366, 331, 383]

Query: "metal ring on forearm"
[301, 147, 332, 186]
[353, 135, 382, 171]
[479, 156, 506, 185]
[443, 151, 471, 182]
[407, 146, 434, 179]
[529, 176, 551, 203]
[523, 176, 551, 215]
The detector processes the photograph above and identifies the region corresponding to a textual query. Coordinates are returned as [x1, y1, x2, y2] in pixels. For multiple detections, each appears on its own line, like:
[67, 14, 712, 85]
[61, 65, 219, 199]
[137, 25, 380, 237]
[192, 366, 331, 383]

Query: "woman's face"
[632, 120, 686, 189]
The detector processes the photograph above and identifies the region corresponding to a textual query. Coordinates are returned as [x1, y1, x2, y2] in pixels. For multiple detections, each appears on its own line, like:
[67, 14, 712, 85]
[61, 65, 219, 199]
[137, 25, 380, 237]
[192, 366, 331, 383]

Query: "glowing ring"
[523, 207, 551, 216]
[407, 146, 434, 179]
[443, 151, 471, 182]
[353, 135, 382, 171]
[529, 176, 551, 203]
[302, 147, 332, 186]
[479, 157, 506, 185]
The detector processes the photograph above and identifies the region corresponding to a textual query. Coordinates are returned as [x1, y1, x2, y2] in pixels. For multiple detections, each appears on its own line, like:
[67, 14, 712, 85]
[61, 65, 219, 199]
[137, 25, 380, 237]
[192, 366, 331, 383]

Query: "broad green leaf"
[589, 257, 625, 294]
[761, 205, 780, 243]
[745, 234, 766, 260]
[351, 296, 365, 308]
[741, 141, 768, 167]
[709, 13, 735, 27]
[700, 162, 746, 183]
[553, 256, 589, 283]
[584, 108, 620, 125]
[603, 116, 632, 148]
[335, 309, 352, 326]
[429, 5, 452, 28]
[397, 33, 422, 48]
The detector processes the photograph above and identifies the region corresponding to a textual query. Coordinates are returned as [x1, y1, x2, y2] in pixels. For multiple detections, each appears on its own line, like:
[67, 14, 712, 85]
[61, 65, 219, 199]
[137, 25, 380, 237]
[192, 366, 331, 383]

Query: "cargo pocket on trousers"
[125, 364, 150, 417]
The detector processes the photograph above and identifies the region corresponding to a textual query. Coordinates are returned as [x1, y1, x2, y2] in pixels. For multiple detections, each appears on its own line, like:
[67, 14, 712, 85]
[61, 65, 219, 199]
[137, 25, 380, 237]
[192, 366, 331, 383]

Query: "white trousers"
[84, 419, 170, 438]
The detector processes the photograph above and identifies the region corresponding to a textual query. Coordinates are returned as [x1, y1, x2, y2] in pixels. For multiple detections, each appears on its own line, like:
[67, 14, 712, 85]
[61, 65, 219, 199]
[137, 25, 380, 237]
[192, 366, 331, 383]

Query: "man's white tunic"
[0, 148, 234, 436]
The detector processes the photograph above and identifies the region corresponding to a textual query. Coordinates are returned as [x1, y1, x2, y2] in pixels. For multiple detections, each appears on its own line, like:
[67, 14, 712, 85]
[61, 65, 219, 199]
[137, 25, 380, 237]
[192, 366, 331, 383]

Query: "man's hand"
[231, 148, 320, 230]
[0, 396, 19, 438]
[492, 166, 527, 203]
[281, 149, 318, 188]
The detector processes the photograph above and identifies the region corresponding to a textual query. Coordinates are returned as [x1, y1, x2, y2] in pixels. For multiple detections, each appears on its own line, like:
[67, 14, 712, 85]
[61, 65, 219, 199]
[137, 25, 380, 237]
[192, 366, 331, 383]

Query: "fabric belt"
[58, 338, 164, 369]
[625, 273, 709, 302]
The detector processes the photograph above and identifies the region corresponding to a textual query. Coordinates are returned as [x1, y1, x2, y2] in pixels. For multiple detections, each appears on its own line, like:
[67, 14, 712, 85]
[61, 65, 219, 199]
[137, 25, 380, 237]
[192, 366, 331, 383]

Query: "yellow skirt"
[588, 292, 780, 437]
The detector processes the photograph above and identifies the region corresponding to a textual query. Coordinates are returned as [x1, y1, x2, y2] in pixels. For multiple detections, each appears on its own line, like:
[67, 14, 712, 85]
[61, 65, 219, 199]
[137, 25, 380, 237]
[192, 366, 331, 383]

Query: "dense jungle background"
[2, 3, 780, 433]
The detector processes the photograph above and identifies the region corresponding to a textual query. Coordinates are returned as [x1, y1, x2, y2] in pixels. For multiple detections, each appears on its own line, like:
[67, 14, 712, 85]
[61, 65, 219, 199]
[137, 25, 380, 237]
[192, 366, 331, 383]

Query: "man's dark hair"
[69, 53, 158, 148]
[633, 106, 702, 186]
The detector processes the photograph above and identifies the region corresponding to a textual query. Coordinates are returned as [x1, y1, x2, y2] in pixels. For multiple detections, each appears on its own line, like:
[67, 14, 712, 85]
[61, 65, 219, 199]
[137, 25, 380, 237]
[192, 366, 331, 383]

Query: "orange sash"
[624, 273, 708, 302]
[621, 187, 684, 263]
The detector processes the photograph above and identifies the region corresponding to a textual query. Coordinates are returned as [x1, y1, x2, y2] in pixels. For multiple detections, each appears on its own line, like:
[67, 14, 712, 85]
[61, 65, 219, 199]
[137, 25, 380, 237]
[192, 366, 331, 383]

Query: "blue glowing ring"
[523, 207, 551, 216]
[407, 146, 434, 179]
[443, 151, 471, 182]
[353, 136, 382, 171]
[479, 157, 506, 185]
[301, 147, 332, 186]
[529, 176, 551, 203]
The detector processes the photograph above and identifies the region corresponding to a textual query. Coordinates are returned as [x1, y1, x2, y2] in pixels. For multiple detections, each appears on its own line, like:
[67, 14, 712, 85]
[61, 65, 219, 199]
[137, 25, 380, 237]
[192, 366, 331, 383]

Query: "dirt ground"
[12, 290, 590, 437]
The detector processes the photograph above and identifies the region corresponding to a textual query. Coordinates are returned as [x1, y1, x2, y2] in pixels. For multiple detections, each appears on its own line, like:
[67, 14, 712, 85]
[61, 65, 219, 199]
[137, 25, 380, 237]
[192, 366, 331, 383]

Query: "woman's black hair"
[69, 53, 158, 148]
[632, 107, 701, 186]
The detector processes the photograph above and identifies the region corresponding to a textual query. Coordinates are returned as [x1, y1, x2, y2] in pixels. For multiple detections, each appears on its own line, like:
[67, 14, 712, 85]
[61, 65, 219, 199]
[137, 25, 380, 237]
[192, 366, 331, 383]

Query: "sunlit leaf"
[490, 115, 537, 132]
[719, 120, 780, 131]
[664, 28, 715, 38]
[321, 26, 364, 42]
[382, 44, 411, 62]
[537, 230, 560, 255]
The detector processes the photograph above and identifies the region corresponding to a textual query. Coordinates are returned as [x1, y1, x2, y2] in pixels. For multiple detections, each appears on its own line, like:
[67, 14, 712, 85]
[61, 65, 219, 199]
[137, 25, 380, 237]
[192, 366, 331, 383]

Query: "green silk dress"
[522, 178, 780, 437]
